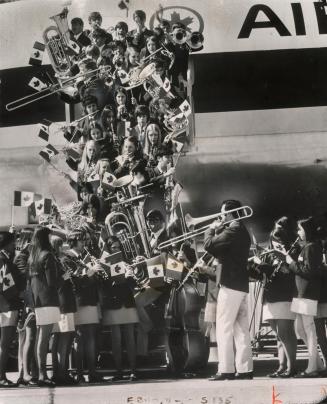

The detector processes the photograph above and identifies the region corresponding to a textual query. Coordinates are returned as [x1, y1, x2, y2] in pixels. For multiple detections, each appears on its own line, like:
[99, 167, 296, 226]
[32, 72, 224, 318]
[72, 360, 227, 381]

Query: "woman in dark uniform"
[63, 230, 101, 383]
[286, 217, 325, 377]
[28, 227, 61, 386]
[0, 231, 24, 387]
[252, 217, 298, 378]
[98, 236, 139, 380]
[50, 235, 77, 385]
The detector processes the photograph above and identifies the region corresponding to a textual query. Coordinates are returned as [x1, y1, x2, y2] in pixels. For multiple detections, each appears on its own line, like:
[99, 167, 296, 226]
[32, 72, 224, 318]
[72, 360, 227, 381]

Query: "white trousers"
[216, 286, 253, 373]
[294, 314, 324, 373]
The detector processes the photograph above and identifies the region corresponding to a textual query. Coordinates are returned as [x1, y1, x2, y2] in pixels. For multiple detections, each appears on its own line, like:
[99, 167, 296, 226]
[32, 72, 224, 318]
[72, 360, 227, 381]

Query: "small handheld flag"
[13, 191, 35, 207]
[166, 254, 184, 280]
[28, 77, 48, 92]
[39, 144, 59, 162]
[178, 100, 192, 117]
[29, 41, 45, 66]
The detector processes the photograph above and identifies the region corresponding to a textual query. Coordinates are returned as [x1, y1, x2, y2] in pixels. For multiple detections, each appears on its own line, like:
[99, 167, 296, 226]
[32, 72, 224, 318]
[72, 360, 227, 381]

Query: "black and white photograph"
[1, 0, 327, 403]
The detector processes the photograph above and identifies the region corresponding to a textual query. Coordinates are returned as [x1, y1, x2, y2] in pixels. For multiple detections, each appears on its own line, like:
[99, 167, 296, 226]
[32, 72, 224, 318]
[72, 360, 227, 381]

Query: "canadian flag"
[13, 191, 35, 207]
[29, 41, 45, 66]
[117, 69, 129, 84]
[102, 172, 116, 188]
[28, 77, 48, 92]
[146, 255, 165, 287]
[31, 198, 52, 216]
[166, 254, 184, 281]
[178, 100, 192, 117]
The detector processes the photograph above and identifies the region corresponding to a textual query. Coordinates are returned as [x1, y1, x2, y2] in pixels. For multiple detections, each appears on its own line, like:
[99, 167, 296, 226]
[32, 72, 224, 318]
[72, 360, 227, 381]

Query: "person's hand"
[177, 251, 185, 262]
[209, 219, 224, 230]
[286, 254, 294, 265]
[253, 256, 262, 265]
[165, 167, 175, 177]
[62, 272, 71, 281]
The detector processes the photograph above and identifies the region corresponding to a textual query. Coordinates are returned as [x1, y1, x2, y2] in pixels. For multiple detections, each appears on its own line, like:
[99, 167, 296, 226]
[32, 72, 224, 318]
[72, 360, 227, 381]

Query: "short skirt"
[35, 306, 61, 326]
[52, 313, 75, 333]
[204, 302, 217, 323]
[316, 303, 327, 319]
[262, 302, 296, 322]
[291, 297, 318, 316]
[74, 305, 99, 326]
[0, 310, 18, 327]
[102, 306, 139, 326]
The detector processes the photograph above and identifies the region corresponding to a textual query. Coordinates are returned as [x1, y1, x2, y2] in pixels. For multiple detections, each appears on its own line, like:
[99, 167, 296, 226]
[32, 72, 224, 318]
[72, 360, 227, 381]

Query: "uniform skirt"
[74, 305, 99, 326]
[317, 303, 327, 318]
[35, 306, 61, 326]
[0, 310, 18, 327]
[102, 306, 139, 326]
[52, 313, 75, 333]
[262, 302, 296, 322]
[291, 297, 318, 316]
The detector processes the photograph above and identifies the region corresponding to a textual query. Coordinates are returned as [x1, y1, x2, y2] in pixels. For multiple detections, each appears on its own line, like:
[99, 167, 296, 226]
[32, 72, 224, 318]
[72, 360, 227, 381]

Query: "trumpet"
[158, 206, 253, 250]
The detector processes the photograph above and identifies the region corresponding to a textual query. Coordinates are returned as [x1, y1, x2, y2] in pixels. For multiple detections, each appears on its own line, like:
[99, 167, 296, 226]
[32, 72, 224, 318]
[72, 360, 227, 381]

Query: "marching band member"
[91, 28, 112, 54]
[286, 217, 325, 378]
[14, 228, 38, 386]
[205, 199, 253, 381]
[113, 135, 145, 178]
[77, 139, 100, 187]
[28, 227, 61, 387]
[70, 17, 91, 49]
[252, 217, 298, 378]
[86, 12, 103, 37]
[143, 122, 162, 166]
[50, 235, 77, 386]
[0, 232, 24, 387]
[146, 210, 168, 255]
[130, 105, 150, 149]
[112, 21, 129, 43]
[63, 230, 101, 383]
[127, 10, 153, 51]
[99, 236, 139, 381]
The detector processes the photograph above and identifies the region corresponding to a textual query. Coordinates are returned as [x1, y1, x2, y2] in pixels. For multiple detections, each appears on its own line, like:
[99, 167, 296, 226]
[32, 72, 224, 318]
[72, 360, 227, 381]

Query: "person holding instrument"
[286, 217, 325, 378]
[204, 199, 253, 381]
[250, 217, 299, 378]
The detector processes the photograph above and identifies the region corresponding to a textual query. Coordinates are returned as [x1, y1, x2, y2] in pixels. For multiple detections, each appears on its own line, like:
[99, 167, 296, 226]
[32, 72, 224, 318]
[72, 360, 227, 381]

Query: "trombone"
[157, 205, 253, 250]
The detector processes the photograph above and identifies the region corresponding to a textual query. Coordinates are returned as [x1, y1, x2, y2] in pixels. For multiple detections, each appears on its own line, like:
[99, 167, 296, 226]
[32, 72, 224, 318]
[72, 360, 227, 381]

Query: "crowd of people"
[2, 4, 327, 391]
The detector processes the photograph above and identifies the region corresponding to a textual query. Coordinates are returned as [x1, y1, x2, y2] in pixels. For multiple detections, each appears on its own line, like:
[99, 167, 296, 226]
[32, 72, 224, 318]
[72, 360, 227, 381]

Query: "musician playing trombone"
[204, 199, 253, 381]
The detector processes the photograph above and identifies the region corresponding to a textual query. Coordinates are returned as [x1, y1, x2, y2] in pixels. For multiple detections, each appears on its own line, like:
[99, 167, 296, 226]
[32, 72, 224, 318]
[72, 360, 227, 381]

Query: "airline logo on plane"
[149, 6, 204, 33]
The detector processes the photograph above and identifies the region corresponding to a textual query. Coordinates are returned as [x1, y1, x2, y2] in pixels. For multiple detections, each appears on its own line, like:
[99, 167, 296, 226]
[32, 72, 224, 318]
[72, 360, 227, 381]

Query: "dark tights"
[75, 324, 97, 378]
[0, 326, 16, 380]
[315, 318, 327, 368]
[111, 324, 136, 372]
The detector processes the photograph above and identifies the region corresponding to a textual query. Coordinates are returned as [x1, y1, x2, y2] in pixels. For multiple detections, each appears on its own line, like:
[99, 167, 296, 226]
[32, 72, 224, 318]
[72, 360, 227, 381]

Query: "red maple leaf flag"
[29, 41, 45, 66]
[117, 69, 129, 84]
[102, 172, 116, 188]
[38, 119, 52, 141]
[146, 255, 165, 287]
[108, 251, 126, 283]
[39, 144, 59, 163]
[166, 254, 184, 281]
[178, 100, 192, 117]
[28, 77, 47, 92]
[32, 198, 52, 216]
[13, 191, 35, 207]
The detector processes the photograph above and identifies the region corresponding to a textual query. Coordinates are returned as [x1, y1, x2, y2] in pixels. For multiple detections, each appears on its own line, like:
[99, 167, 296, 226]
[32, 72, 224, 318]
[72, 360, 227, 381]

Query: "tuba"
[105, 211, 140, 261]
[42, 8, 72, 77]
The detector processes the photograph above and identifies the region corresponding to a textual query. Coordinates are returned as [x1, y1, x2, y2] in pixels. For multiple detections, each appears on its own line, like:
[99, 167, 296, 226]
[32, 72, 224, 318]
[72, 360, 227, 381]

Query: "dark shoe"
[294, 371, 319, 378]
[319, 369, 327, 377]
[279, 370, 297, 378]
[208, 373, 235, 381]
[74, 375, 86, 384]
[0, 378, 16, 388]
[37, 378, 56, 387]
[88, 374, 105, 383]
[267, 369, 285, 378]
[235, 372, 253, 380]
[128, 373, 137, 381]
[111, 372, 124, 381]
[55, 376, 77, 386]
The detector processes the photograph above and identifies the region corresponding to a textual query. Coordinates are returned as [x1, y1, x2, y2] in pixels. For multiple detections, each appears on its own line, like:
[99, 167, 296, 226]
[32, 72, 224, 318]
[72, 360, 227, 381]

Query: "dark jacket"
[0, 251, 24, 313]
[29, 251, 60, 308]
[14, 245, 34, 309]
[62, 252, 98, 307]
[98, 278, 136, 310]
[56, 256, 77, 314]
[69, 31, 92, 48]
[289, 241, 322, 301]
[204, 221, 251, 293]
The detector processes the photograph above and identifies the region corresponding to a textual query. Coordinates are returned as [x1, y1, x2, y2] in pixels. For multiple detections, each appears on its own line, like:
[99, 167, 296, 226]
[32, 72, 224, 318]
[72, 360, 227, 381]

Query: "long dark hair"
[270, 216, 296, 250]
[28, 227, 52, 273]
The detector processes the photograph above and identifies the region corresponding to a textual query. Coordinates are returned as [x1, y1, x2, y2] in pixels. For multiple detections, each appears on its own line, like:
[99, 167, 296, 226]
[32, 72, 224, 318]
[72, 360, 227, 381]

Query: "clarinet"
[54, 253, 77, 294]
[267, 237, 300, 285]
